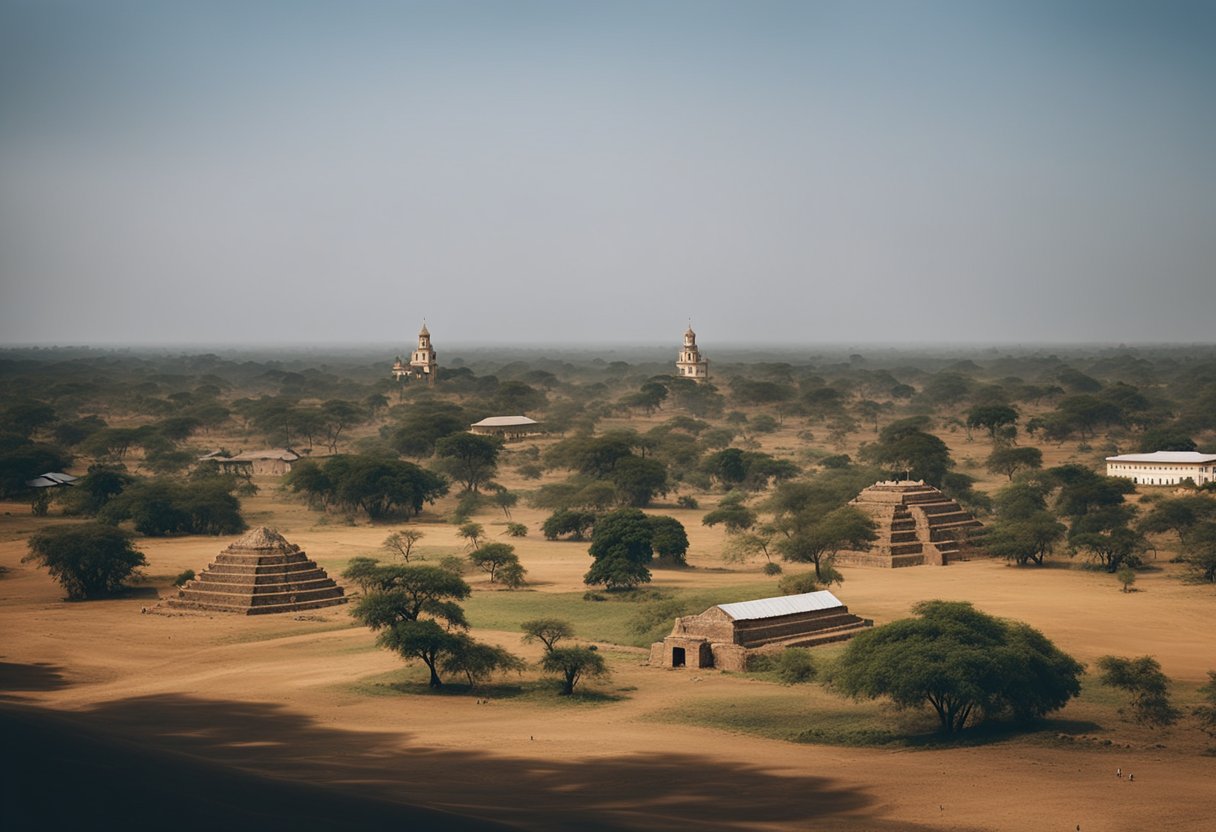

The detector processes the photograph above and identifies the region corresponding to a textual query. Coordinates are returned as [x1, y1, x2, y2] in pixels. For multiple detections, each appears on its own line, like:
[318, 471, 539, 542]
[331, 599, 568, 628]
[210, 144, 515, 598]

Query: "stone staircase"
[166, 527, 347, 615]
[836, 481, 984, 567]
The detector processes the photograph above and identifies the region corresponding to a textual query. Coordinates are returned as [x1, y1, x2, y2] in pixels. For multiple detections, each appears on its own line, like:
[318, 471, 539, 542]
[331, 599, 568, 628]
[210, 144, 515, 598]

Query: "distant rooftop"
[471, 416, 539, 428]
[25, 472, 78, 488]
[717, 590, 844, 622]
[1106, 452, 1216, 464]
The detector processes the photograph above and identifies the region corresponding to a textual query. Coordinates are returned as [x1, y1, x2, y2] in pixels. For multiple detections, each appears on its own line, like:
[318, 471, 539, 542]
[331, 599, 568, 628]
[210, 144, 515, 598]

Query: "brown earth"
[4, 424, 1216, 830]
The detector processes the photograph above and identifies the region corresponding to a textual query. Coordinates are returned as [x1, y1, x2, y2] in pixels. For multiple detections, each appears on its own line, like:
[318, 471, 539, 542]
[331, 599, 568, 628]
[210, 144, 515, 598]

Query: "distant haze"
[2, 1, 1214, 346]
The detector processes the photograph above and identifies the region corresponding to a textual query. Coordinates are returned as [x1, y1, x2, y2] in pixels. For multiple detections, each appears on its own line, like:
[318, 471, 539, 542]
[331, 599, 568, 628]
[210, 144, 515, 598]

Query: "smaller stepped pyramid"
[167, 527, 347, 615]
[835, 481, 984, 568]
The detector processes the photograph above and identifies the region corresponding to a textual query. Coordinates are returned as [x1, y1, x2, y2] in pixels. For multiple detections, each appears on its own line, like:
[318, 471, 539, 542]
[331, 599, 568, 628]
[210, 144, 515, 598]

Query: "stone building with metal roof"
[649, 589, 871, 671]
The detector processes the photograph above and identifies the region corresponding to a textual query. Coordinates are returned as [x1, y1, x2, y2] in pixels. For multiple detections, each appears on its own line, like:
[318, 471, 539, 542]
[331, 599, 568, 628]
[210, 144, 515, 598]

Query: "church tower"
[392, 322, 438, 384]
[675, 324, 709, 383]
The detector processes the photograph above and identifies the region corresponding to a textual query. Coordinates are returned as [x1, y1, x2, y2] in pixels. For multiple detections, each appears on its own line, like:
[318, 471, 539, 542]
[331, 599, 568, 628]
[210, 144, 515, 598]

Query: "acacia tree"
[985, 446, 1043, 481]
[1069, 506, 1149, 573]
[1096, 655, 1179, 726]
[24, 524, 147, 600]
[520, 618, 574, 652]
[984, 482, 1065, 567]
[966, 405, 1019, 441]
[542, 509, 597, 541]
[351, 564, 482, 688]
[382, 530, 424, 562]
[439, 640, 525, 689]
[436, 433, 502, 493]
[1138, 497, 1216, 547]
[468, 542, 521, 583]
[833, 601, 1083, 735]
[541, 646, 608, 695]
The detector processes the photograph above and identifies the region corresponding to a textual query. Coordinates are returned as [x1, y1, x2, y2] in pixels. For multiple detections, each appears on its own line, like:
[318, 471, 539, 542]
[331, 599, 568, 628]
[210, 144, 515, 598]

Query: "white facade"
[1105, 451, 1216, 486]
[675, 325, 709, 382]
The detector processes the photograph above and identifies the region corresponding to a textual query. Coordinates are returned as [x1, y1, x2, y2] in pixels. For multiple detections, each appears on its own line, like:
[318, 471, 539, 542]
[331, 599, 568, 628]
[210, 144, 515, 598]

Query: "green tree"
[341, 556, 383, 593]
[1069, 506, 1149, 573]
[439, 639, 526, 689]
[1182, 521, 1216, 582]
[862, 419, 952, 486]
[985, 446, 1043, 480]
[458, 522, 485, 549]
[1116, 565, 1136, 593]
[1137, 496, 1216, 546]
[1096, 655, 1179, 726]
[541, 509, 597, 541]
[768, 486, 876, 579]
[383, 529, 424, 562]
[520, 618, 574, 652]
[436, 433, 502, 493]
[351, 564, 474, 687]
[320, 399, 368, 453]
[541, 646, 608, 695]
[1194, 671, 1216, 742]
[984, 481, 1065, 567]
[24, 524, 147, 600]
[610, 455, 669, 507]
[648, 515, 689, 565]
[468, 542, 519, 583]
[966, 405, 1019, 441]
[833, 601, 1083, 735]
[585, 508, 654, 590]
[492, 488, 519, 519]
[701, 502, 757, 533]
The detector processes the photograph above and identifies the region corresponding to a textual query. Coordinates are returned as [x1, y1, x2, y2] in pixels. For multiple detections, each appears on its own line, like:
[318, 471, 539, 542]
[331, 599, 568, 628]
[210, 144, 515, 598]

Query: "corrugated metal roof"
[471, 416, 539, 427]
[25, 472, 78, 488]
[717, 590, 844, 621]
[227, 449, 300, 462]
[1106, 452, 1216, 464]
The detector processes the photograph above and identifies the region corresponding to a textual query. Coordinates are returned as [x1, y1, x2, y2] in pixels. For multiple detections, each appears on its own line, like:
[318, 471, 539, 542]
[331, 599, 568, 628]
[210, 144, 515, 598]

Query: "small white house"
[1105, 451, 1216, 486]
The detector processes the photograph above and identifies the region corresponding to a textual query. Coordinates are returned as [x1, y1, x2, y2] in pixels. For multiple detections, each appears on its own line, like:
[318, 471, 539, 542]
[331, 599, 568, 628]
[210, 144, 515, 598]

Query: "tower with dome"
[675, 324, 710, 383]
[392, 323, 438, 385]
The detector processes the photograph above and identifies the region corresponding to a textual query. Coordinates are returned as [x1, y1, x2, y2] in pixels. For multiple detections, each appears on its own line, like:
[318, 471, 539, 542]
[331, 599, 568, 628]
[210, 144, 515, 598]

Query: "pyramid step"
[205, 561, 320, 576]
[195, 569, 329, 586]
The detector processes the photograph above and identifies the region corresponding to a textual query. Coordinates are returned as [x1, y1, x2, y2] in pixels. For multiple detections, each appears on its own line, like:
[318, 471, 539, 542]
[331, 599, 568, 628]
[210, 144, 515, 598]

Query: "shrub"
[676, 495, 700, 510]
[777, 572, 819, 595]
[24, 524, 147, 600]
[762, 562, 783, 576]
[505, 522, 528, 537]
[173, 569, 195, 587]
[775, 648, 816, 684]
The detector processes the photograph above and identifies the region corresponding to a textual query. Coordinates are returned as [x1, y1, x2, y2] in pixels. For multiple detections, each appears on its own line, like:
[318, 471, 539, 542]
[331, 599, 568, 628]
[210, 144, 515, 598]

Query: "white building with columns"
[1105, 451, 1216, 486]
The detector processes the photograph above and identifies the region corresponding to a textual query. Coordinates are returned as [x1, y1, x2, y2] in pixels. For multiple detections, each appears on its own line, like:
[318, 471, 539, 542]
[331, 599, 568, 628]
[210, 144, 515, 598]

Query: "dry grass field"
[4, 410, 1216, 831]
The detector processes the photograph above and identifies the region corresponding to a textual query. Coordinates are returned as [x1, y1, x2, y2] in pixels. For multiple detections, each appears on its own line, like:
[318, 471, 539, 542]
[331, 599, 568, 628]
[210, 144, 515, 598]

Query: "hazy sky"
[2, 1, 1214, 346]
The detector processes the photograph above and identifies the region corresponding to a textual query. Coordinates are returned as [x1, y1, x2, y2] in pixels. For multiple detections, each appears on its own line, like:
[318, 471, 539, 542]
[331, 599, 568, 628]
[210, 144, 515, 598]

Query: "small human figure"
[1128, 773, 1134, 782]
[1116, 767, 1122, 778]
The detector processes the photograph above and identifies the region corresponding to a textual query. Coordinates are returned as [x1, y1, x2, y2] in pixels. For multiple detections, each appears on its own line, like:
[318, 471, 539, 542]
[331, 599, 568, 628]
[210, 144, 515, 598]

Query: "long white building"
[1105, 451, 1216, 486]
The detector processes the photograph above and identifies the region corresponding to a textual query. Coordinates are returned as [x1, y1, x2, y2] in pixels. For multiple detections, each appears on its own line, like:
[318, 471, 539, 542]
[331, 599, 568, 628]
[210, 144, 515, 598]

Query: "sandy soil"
[4, 463, 1216, 831]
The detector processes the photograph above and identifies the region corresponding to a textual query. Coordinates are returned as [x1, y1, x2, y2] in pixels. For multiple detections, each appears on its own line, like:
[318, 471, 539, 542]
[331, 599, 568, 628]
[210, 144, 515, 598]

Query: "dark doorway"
[672, 647, 686, 668]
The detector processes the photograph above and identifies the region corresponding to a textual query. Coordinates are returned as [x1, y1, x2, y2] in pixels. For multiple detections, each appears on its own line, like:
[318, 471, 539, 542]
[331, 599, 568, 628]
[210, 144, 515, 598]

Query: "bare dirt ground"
[4, 451, 1216, 830]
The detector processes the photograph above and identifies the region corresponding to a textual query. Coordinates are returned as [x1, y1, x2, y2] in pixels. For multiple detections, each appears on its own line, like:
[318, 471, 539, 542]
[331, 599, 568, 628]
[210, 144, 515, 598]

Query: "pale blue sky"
[1, 1, 1214, 345]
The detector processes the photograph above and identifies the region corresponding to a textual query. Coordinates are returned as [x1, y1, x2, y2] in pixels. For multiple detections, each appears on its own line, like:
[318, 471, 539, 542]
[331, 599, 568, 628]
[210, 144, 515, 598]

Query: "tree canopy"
[24, 524, 147, 600]
[833, 600, 1083, 735]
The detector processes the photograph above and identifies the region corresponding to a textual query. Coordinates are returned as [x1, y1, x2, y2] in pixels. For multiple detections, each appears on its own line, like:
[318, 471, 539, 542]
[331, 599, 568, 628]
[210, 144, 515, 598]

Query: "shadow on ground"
[0, 663, 977, 831]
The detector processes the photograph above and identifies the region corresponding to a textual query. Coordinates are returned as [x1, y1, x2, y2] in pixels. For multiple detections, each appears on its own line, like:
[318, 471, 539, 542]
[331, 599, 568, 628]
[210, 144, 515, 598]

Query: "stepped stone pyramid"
[167, 527, 347, 614]
[835, 481, 984, 568]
